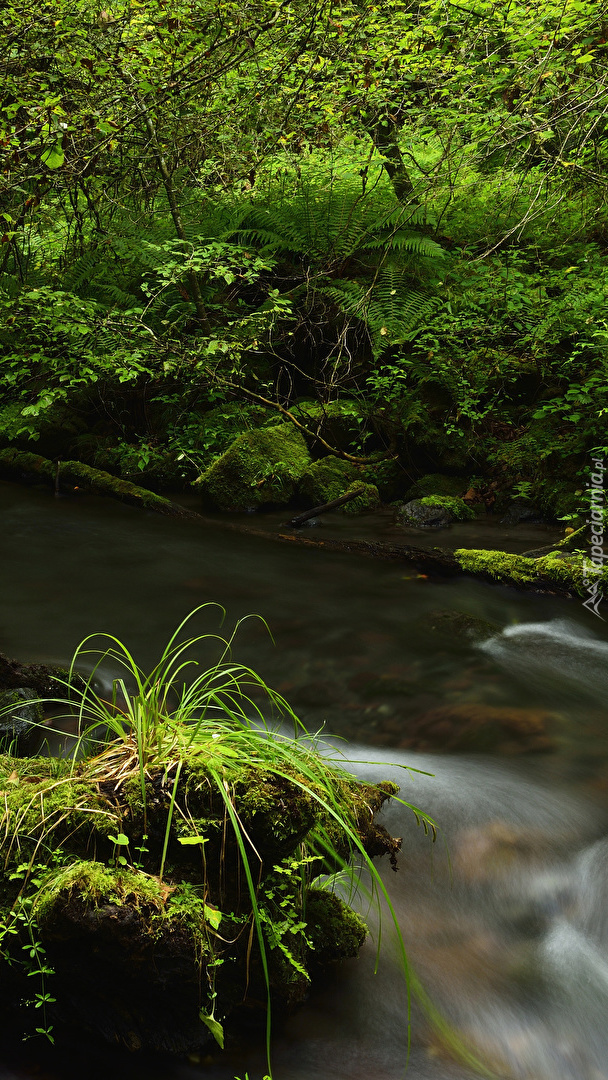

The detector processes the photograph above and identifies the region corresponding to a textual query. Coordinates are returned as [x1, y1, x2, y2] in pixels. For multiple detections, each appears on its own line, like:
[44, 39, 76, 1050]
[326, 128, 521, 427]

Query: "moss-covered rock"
[0, 744, 399, 1054]
[304, 889, 367, 963]
[299, 456, 360, 505]
[421, 496, 475, 521]
[341, 481, 382, 514]
[196, 424, 311, 511]
[395, 496, 474, 528]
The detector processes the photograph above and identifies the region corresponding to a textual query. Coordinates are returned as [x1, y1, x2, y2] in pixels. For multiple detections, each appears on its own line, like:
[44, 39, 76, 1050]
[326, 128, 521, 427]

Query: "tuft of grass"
[0, 606, 489, 1076]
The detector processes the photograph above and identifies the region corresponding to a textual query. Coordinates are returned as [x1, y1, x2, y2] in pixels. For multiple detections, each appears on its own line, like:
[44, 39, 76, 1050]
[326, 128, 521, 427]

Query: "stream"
[2, 480, 608, 1080]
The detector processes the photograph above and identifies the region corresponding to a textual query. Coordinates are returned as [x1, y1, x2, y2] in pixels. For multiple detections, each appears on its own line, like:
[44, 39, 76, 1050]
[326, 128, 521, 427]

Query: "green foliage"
[1, 0, 607, 497]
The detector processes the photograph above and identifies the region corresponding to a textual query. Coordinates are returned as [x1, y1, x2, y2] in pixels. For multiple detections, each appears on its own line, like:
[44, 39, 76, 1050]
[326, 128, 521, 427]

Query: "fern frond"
[361, 231, 445, 259]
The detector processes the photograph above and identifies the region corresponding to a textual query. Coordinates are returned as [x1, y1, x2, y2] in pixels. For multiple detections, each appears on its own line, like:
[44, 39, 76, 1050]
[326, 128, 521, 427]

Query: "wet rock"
[0, 651, 78, 698]
[399, 703, 557, 753]
[453, 822, 546, 882]
[394, 499, 454, 528]
[500, 498, 544, 525]
[0, 688, 43, 754]
[395, 496, 474, 529]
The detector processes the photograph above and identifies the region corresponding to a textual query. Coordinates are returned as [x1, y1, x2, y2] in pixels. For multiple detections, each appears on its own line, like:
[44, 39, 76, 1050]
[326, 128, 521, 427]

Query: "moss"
[454, 548, 602, 596]
[0, 734, 400, 1053]
[419, 495, 475, 521]
[341, 481, 382, 514]
[298, 456, 361, 505]
[33, 861, 167, 923]
[407, 474, 468, 499]
[0, 760, 115, 868]
[196, 424, 311, 511]
[305, 889, 367, 963]
[0, 449, 197, 518]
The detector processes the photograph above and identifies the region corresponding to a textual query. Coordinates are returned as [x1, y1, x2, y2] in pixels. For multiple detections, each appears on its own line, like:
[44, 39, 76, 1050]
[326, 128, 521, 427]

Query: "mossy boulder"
[395, 496, 474, 528]
[0, 747, 399, 1054]
[196, 424, 311, 511]
[304, 889, 367, 964]
[298, 456, 361, 505]
[341, 481, 382, 515]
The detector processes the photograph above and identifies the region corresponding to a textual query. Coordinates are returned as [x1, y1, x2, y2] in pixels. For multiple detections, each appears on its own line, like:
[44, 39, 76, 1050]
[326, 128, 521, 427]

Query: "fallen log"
[0, 448, 200, 519]
[195, 515, 593, 597]
[288, 486, 367, 526]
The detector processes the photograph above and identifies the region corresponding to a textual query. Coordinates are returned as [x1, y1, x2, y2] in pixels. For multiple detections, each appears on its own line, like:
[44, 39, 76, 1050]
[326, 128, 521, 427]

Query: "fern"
[319, 268, 439, 357]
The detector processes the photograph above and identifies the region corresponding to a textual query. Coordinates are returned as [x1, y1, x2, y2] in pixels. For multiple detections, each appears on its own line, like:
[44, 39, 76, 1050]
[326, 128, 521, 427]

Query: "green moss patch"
[196, 424, 311, 511]
[420, 496, 475, 521]
[455, 548, 600, 596]
[341, 481, 381, 514]
[299, 456, 361, 505]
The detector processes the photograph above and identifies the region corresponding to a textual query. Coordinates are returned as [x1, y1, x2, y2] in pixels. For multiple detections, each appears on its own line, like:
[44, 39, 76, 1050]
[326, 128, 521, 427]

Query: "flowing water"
[2, 481, 608, 1080]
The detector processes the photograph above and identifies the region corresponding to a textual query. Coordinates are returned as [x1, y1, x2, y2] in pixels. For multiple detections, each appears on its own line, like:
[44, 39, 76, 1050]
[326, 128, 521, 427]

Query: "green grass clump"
[0, 606, 434, 1068]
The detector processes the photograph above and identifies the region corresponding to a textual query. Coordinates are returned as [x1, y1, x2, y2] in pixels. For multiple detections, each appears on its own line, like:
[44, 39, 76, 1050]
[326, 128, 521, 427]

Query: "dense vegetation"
[2, 0, 608, 519]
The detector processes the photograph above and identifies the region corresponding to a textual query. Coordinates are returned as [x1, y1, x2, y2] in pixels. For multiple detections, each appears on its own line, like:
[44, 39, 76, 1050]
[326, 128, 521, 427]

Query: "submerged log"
[0, 448, 199, 519]
[196, 515, 593, 598]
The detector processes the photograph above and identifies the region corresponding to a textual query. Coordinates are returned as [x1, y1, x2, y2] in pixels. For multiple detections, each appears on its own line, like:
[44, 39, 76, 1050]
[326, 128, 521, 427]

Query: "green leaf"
[177, 835, 209, 845]
[108, 833, 130, 846]
[40, 143, 64, 170]
[199, 1012, 224, 1048]
[204, 903, 222, 930]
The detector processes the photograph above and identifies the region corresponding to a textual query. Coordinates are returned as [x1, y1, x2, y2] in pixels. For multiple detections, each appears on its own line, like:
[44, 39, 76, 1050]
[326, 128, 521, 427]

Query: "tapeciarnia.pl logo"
[582, 457, 606, 620]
